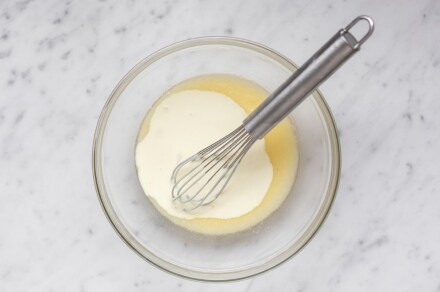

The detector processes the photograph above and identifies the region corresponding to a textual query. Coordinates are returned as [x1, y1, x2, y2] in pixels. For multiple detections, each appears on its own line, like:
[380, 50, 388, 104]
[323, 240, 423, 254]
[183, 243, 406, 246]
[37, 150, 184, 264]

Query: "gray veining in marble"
[1, 0, 440, 291]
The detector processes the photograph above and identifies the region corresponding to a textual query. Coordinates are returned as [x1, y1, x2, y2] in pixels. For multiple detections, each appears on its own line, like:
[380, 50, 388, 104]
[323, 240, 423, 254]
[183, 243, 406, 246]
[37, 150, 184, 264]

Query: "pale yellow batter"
[136, 74, 299, 235]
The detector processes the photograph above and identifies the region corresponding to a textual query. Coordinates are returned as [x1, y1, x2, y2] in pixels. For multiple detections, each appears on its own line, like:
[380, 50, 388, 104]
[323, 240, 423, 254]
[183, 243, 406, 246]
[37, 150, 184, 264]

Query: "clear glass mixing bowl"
[93, 37, 340, 281]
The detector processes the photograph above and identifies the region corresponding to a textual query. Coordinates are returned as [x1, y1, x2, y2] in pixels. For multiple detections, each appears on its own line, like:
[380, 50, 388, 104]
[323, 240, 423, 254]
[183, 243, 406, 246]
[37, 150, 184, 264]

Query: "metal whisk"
[172, 16, 374, 211]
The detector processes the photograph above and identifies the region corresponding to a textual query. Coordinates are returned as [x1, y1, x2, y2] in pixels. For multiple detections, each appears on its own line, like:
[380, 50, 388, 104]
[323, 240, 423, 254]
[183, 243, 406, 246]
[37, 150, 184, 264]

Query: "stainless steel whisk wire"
[171, 15, 375, 211]
[172, 126, 257, 210]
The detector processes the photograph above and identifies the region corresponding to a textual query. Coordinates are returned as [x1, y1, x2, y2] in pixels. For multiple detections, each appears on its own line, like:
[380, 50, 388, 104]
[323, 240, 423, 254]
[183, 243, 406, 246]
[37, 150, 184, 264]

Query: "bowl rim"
[92, 36, 341, 282]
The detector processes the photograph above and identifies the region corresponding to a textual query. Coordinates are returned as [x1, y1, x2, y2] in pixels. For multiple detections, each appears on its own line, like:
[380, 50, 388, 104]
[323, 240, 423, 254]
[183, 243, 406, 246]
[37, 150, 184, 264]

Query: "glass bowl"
[93, 37, 340, 281]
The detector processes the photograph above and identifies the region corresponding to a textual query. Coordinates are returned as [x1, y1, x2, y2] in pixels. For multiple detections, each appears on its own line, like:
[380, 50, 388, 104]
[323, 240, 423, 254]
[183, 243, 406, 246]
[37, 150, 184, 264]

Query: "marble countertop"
[1, 0, 439, 291]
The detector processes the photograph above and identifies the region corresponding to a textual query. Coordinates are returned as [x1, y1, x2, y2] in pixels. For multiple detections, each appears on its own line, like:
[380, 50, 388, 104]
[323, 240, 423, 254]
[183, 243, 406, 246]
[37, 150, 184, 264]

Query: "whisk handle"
[243, 15, 374, 139]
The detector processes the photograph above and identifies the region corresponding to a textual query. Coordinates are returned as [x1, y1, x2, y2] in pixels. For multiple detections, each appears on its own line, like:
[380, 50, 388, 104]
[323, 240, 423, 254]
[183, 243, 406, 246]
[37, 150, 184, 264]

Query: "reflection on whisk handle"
[243, 15, 374, 139]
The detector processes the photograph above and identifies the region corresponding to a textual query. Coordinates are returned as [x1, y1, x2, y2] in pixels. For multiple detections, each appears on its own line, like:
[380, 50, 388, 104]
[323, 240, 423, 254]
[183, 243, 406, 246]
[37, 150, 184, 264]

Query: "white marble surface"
[1, 0, 439, 290]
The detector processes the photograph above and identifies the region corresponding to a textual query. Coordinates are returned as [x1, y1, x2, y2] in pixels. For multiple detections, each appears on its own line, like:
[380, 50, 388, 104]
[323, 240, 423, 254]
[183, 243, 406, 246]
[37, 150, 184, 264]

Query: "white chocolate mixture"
[136, 90, 273, 219]
[135, 75, 299, 235]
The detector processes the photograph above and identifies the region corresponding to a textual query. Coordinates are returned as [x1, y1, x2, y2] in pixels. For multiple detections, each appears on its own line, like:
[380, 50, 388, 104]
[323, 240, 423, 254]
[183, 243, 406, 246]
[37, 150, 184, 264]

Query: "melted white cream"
[135, 90, 273, 219]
